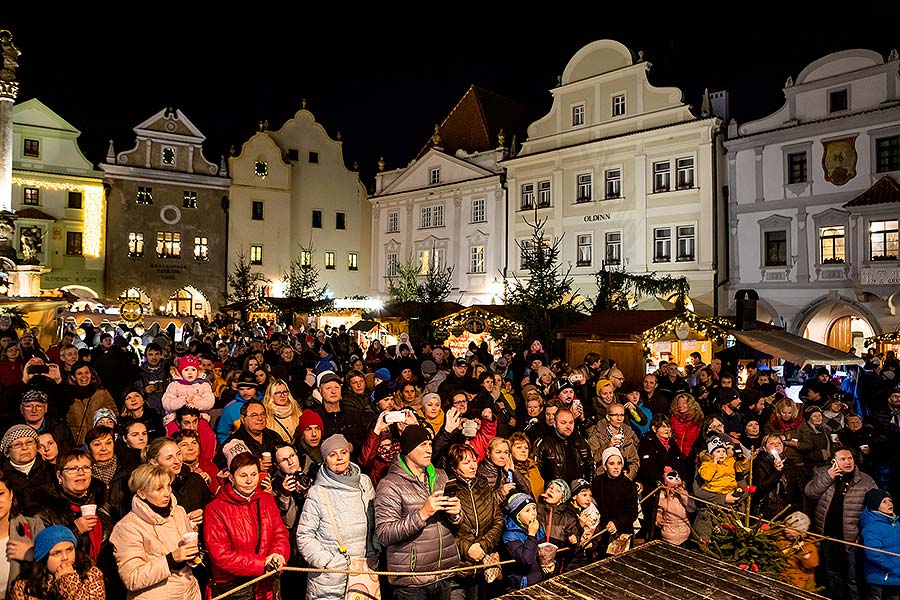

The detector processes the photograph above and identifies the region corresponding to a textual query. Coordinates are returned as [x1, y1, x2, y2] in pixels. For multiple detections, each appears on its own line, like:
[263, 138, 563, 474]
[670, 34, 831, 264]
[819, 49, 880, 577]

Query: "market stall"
[431, 305, 524, 358]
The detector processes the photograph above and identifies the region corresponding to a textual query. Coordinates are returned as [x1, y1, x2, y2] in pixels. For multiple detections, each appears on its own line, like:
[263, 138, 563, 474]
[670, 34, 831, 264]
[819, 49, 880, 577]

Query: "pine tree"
[417, 249, 454, 305]
[281, 244, 330, 312]
[225, 249, 268, 303]
[591, 263, 690, 312]
[387, 257, 420, 304]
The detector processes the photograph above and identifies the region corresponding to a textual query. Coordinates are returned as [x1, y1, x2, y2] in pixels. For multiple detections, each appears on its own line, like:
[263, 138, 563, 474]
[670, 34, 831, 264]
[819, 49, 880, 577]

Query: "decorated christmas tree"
[696, 501, 790, 576]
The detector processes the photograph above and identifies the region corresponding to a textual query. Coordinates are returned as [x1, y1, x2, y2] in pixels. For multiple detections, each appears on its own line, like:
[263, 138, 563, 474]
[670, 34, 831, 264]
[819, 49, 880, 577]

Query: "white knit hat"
[601, 446, 623, 465]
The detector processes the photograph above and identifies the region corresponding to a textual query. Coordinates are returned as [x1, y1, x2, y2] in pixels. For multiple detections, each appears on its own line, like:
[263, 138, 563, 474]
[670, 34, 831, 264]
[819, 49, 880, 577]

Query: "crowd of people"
[0, 321, 897, 600]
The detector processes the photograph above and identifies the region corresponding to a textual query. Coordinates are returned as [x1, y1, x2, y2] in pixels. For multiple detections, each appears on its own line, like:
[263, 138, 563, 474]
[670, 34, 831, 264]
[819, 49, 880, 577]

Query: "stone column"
[0, 79, 18, 212]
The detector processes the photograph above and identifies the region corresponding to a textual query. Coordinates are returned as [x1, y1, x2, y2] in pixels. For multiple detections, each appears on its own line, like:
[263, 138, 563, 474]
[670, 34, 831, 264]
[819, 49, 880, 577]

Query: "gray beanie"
[320, 434, 351, 460]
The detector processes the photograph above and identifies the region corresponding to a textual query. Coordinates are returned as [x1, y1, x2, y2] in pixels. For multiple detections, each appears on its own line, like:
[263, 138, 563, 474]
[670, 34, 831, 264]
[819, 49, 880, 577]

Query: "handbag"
[322, 488, 381, 600]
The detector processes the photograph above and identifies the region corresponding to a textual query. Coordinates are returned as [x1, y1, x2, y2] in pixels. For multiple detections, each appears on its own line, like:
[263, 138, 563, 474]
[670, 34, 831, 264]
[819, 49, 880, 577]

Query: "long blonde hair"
[670, 393, 703, 425]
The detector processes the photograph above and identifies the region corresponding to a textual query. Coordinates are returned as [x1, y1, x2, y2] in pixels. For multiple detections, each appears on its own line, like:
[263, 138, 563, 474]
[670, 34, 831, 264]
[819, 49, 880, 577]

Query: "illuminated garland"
[641, 310, 730, 351]
[432, 308, 524, 344]
[866, 331, 900, 345]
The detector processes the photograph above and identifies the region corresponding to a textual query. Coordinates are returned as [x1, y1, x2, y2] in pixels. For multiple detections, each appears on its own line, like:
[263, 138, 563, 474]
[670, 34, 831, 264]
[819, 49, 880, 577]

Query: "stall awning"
[730, 330, 862, 366]
[348, 319, 378, 332]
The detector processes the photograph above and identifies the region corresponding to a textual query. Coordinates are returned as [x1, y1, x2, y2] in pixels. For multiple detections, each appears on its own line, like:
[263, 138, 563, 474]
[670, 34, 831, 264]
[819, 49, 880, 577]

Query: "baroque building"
[503, 40, 724, 313]
[101, 108, 229, 317]
[724, 48, 900, 352]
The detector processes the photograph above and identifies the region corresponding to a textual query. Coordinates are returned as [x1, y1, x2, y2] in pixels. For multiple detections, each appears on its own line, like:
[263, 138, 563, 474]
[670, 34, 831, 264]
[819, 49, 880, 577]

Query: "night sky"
[3, 16, 898, 188]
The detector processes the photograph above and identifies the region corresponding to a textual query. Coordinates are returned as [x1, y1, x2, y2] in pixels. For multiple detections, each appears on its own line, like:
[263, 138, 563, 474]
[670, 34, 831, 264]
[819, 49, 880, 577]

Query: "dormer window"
[430, 167, 441, 185]
[829, 89, 849, 113]
[161, 146, 176, 166]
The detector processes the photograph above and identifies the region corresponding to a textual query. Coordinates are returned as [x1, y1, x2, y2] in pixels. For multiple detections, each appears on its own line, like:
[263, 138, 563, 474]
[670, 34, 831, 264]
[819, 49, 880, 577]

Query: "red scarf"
[70, 504, 102, 561]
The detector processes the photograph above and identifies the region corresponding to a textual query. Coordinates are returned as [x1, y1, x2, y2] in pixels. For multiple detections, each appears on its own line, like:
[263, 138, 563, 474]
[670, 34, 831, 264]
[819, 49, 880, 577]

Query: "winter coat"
[587, 419, 640, 480]
[636, 433, 685, 496]
[697, 452, 750, 495]
[164, 418, 216, 461]
[591, 473, 638, 539]
[204, 483, 291, 600]
[296, 463, 377, 600]
[533, 431, 592, 485]
[109, 495, 201, 600]
[804, 465, 877, 542]
[513, 458, 544, 499]
[797, 421, 832, 473]
[454, 476, 503, 576]
[775, 535, 818, 591]
[3, 514, 44, 596]
[764, 415, 805, 465]
[500, 515, 544, 591]
[656, 489, 694, 545]
[670, 414, 701, 457]
[38, 478, 113, 561]
[374, 457, 461, 586]
[537, 502, 578, 567]
[135, 362, 169, 414]
[161, 379, 215, 424]
[2, 457, 55, 516]
[860, 508, 900, 586]
[431, 416, 498, 468]
[65, 384, 117, 445]
[358, 429, 398, 489]
[476, 460, 531, 507]
[751, 452, 805, 520]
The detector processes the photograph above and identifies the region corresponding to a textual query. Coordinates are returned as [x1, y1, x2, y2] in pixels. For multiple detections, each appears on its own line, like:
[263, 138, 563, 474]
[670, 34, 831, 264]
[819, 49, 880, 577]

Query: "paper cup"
[182, 532, 199, 544]
[80, 504, 97, 517]
[537, 542, 558, 566]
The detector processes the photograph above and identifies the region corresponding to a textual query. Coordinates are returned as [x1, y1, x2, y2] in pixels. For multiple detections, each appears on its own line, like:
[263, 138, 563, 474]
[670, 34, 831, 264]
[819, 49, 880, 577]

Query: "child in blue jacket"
[860, 489, 900, 596]
[502, 493, 546, 590]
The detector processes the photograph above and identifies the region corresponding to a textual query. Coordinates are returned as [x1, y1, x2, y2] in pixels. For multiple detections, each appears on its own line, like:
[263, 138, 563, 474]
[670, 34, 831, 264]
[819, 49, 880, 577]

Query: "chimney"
[710, 90, 730, 123]
[734, 289, 759, 331]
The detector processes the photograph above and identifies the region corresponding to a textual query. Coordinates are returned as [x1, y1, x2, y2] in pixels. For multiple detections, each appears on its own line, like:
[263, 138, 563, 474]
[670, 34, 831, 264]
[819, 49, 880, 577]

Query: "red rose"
[760, 523, 770, 532]
[738, 564, 749, 570]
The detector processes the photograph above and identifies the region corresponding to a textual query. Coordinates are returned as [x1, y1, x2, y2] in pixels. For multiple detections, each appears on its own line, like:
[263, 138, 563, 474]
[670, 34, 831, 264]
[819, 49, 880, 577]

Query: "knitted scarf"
[92, 457, 117, 485]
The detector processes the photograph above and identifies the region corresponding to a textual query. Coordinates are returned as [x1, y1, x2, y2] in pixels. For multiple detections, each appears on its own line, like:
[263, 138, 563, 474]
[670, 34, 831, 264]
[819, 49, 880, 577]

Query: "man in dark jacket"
[219, 400, 282, 473]
[134, 342, 168, 414]
[311, 372, 366, 461]
[534, 408, 592, 484]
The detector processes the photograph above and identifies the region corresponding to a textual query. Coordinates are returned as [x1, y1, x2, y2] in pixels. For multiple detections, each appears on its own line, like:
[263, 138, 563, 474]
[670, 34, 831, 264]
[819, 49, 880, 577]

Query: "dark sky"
[3, 16, 899, 187]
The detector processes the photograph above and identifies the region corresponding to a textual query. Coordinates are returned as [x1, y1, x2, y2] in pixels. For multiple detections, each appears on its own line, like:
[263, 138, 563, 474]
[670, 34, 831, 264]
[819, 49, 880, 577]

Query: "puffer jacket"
[109, 495, 201, 600]
[455, 476, 503, 576]
[204, 483, 291, 600]
[476, 460, 531, 506]
[804, 465, 877, 542]
[860, 508, 900, 586]
[374, 457, 460, 586]
[161, 379, 215, 424]
[587, 419, 640, 479]
[296, 463, 377, 600]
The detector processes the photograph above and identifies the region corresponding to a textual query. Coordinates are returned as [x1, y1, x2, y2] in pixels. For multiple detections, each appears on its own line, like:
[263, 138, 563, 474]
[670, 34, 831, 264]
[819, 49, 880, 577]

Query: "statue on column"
[19, 225, 42, 264]
[0, 30, 20, 82]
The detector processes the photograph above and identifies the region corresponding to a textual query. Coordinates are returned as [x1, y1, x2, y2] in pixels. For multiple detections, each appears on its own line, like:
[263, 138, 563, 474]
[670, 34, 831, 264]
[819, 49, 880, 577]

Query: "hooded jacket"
[860, 508, 900, 586]
[374, 456, 460, 586]
[501, 514, 544, 590]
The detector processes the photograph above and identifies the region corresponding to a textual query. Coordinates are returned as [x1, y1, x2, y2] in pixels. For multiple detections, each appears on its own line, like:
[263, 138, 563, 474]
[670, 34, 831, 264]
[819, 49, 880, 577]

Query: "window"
[764, 230, 788, 266]
[676, 158, 694, 190]
[309, 151, 319, 164]
[137, 186, 153, 205]
[156, 232, 181, 258]
[605, 232, 621, 266]
[676, 225, 695, 261]
[520, 240, 532, 269]
[386, 253, 399, 277]
[67, 191, 83, 209]
[653, 161, 671, 192]
[420, 205, 443, 228]
[572, 104, 585, 126]
[604, 168, 621, 199]
[577, 174, 592, 202]
[65, 232, 83, 256]
[336, 212, 346, 230]
[161, 146, 176, 166]
[653, 227, 672, 262]
[23, 139, 39, 158]
[612, 94, 626, 117]
[249, 245, 263, 265]
[312, 210, 323, 229]
[471, 197, 485, 223]
[324, 251, 335, 270]
[434, 248, 446, 271]
[876, 136, 900, 173]
[387, 210, 399, 233]
[820, 226, 845, 264]
[521, 184, 535, 210]
[418, 250, 431, 274]
[128, 232, 144, 257]
[470, 246, 485, 273]
[429, 167, 441, 185]
[576, 234, 592, 266]
[192, 237, 209, 261]
[254, 161, 268, 178]
[348, 252, 358, 271]
[433, 205, 444, 226]
[829, 89, 848, 113]
[183, 191, 197, 209]
[420, 206, 432, 229]
[788, 152, 808, 184]
[538, 180, 551, 207]
[870, 220, 899, 261]
[251, 201, 264, 220]
[23, 188, 39, 205]
[288, 149, 299, 162]
[299, 250, 311, 266]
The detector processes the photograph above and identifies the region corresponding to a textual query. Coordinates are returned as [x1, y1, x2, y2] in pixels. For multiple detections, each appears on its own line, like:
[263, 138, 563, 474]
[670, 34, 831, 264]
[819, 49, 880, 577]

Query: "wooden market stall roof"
[500, 540, 824, 600]
[555, 310, 679, 338]
[366, 301, 465, 320]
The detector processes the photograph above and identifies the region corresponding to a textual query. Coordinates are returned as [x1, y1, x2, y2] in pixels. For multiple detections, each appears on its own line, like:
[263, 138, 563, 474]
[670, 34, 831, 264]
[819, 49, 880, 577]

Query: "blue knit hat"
[374, 368, 391, 383]
[505, 492, 536, 520]
[34, 525, 78, 562]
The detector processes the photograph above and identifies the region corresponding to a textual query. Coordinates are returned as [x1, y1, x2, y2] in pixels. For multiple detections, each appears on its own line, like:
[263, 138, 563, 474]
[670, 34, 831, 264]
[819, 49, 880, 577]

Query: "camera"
[384, 410, 406, 424]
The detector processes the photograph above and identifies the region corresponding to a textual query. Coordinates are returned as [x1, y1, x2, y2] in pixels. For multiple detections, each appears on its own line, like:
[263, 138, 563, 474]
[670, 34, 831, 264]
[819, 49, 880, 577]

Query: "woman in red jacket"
[204, 451, 290, 600]
[669, 393, 703, 456]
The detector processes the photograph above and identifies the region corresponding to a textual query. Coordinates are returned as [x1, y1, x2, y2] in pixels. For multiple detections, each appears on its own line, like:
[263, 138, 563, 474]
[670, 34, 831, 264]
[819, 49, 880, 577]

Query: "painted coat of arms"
[822, 136, 858, 186]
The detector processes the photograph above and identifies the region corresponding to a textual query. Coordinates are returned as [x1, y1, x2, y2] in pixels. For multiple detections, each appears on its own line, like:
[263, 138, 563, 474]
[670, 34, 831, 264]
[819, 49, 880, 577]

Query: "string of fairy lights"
[640, 310, 734, 352]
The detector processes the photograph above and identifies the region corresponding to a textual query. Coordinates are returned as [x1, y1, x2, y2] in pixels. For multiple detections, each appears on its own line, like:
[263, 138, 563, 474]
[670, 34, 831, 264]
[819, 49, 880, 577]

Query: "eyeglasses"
[21, 403, 45, 411]
[245, 412, 267, 419]
[452, 399, 468, 406]
[10, 439, 36, 449]
[62, 466, 91, 474]
[277, 452, 298, 463]
[273, 390, 289, 396]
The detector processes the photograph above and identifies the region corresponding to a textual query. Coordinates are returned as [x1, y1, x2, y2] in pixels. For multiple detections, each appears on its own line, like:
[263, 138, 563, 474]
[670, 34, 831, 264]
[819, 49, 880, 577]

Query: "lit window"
[386, 253, 399, 277]
[137, 186, 153, 205]
[194, 237, 209, 261]
[605, 169, 621, 199]
[605, 232, 621, 266]
[324, 251, 335, 270]
[572, 104, 585, 126]
[312, 210, 323, 229]
[183, 191, 198, 209]
[387, 211, 399, 233]
[434, 248, 446, 271]
[23, 139, 39, 158]
[161, 146, 176, 166]
[128, 232, 144, 257]
[820, 226, 845, 264]
[788, 152, 808, 184]
[418, 250, 431, 274]
[156, 232, 181, 258]
[66, 232, 83, 256]
[538, 181, 551, 208]
[870, 220, 899, 261]
[876, 136, 900, 173]
[764, 230, 787, 266]
[68, 191, 83, 209]
[577, 174, 592, 202]
[255, 161, 268, 178]
[471, 197, 485, 223]
[676, 225, 695, 261]
[250, 245, 263, 265]
[576, 234, 592, 266]
[348, 252, 358, 271]
[23, 188, 39, 205]
[336, 212, 346, 230]
[654, 227, 672, 262]
[470, 246, 485, 273]
[653, 161, 671, 193]
[430, 167, 441, 185]
[521, 184, 534, 210]
[676, 158, 694, 189]
[612, 94, 626, 117]
[252, 201, 264, 220]
[299, 250, 311, 266]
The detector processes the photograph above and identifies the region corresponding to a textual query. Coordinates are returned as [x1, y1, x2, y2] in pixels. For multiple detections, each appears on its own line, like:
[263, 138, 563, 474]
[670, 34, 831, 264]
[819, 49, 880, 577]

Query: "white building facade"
[724, 49, 900, 352]
[229, 107, 371, 300]
[503, 40, 723, 313]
